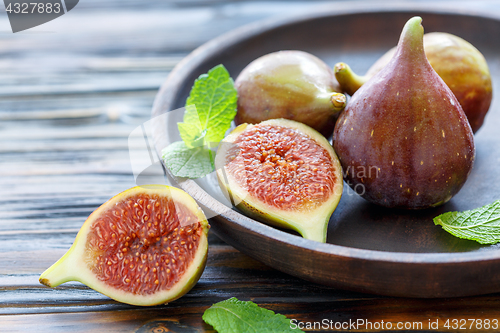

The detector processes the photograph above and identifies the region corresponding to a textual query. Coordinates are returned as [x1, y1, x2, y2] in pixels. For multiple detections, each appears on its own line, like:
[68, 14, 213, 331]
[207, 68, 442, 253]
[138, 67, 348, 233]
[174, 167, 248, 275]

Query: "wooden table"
[2, 1, 500, 332]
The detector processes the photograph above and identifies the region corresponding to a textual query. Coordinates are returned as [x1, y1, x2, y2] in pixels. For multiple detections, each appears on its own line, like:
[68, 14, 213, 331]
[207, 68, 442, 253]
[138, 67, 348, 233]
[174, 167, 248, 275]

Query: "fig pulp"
[39, 185, 209, 306]
[335, 32, 492, 133]
[234, 50, 347, 137]
[215, 118, 343, 242]
[333, 17, 475, 209]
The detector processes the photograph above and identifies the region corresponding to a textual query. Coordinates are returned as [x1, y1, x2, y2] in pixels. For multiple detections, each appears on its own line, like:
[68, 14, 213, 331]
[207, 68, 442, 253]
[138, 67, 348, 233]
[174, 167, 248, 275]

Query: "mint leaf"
[184, 64, 237, 145]
[163, 64, 237, 179]
[161, 141, 214, 179]
[202, 297, 302, 333]
[434, 200, 500, 244]
[178, 104, 204, 148]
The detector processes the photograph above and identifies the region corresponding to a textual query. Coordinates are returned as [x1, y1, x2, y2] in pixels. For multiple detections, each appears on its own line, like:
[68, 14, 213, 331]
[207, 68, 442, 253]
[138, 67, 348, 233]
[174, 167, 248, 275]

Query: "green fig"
[333, 17, 475, 209]
[234, 50, 347, 137]
[335, 32, 492, 133]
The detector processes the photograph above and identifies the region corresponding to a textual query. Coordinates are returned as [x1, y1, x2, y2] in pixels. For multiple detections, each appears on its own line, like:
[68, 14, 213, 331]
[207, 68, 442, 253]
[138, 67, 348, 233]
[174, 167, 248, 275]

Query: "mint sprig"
[434, 200, 500, 244]
[161, 141, 214, 178]
[202, 297, 302, 333]
[162, 64, 237, 178]
[182, 65, 238, 145]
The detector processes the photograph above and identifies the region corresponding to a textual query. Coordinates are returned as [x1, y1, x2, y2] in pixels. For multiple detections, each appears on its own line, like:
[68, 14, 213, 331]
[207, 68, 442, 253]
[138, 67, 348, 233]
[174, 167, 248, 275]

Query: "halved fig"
[215, 119, 343, 242]
[39, 185, 209, 306]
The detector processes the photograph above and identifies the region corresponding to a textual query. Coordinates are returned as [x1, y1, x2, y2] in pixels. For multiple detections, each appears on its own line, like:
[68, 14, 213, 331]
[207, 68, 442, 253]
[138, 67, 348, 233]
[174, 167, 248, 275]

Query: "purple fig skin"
[333, 17, 475, 209]
[234, 50, 346, 137]
[339, 32, 493, 133]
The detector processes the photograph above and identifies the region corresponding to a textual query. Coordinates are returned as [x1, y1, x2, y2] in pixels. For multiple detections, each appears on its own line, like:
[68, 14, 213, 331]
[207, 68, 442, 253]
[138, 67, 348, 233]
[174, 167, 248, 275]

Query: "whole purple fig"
[333, 17, 475, 209]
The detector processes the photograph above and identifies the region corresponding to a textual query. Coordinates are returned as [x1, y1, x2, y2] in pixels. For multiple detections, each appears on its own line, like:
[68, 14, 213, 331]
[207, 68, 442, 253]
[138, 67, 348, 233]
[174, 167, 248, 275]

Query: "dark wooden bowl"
[151, 4, 500, 297]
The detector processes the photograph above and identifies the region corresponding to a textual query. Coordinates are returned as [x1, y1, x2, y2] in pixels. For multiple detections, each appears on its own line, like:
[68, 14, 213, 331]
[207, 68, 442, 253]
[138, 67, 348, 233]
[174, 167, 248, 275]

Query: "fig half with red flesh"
[215, 119, 343, 242]
[39, 185, 209, 306]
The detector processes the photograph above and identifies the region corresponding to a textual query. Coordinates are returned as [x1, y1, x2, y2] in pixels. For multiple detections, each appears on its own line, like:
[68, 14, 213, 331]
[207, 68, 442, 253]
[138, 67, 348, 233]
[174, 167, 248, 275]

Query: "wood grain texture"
[152, 4, 500, 298]
[2, 0, 500, 332]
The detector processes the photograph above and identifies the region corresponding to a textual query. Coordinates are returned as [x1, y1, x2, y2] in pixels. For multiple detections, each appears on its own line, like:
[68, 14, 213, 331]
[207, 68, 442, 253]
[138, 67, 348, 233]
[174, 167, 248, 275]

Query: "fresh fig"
[333, 17, 475, 209]
[39, 185, 209, 306]
[335, 32, 492, 132]
[234, 50, 347, 137]
[215, 118, 343, 242]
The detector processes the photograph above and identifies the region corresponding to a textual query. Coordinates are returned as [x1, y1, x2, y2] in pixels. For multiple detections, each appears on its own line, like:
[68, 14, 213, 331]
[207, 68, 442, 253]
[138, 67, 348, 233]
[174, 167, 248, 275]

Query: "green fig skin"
[333, 17, 475, 209]
[234, 50, 347, 137]
[335, 32, 492, 133]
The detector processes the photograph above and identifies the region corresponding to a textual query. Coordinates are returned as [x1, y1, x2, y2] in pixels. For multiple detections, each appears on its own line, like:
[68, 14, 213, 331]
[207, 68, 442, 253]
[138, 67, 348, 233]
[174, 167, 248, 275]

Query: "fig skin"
[335, 32, 492, 133]
[39, 185, 209, 306]
[215, 118, 343, 242]
[234, 50, 347, 137]
[333, 17, 475, 209]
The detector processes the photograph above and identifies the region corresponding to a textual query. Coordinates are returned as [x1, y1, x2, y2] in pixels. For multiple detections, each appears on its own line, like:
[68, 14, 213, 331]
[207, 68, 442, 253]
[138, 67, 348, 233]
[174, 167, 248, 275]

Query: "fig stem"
[334, 62, 368, 96]
[298, 222, 328, 243]
[397, 16, 426, 62]
[330, 92, 347, 112]
[39, 248, 78, 287]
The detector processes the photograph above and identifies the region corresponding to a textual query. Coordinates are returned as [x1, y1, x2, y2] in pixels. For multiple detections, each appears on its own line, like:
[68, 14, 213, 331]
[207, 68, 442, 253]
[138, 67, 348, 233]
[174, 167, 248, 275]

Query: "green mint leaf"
[434, 200, 500, 244]
[184, 64, 237, 145]
[178, 104, 204, 148]
[202, 297, 302, 333]
[164, 64, 237, 179]
[161, 141, 214, 179]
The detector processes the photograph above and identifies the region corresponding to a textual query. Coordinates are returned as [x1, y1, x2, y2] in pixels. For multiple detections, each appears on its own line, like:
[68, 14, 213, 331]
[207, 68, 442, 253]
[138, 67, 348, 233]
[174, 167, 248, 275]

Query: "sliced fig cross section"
[39, 185, 209, 306]
[215, 119, 343, 242]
